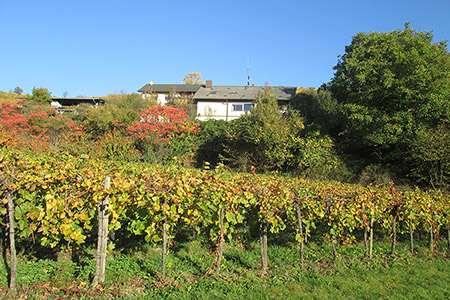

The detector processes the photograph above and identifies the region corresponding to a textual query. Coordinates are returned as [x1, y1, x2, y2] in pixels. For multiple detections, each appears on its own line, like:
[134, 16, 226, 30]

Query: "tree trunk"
[7, 191, 17, 298]
[162, 197, 168, 280]
[259, 221, 268, 274]
[216, 208, 225, 274]
[391, 216, 397, 256]
[295, 201, 305, 268]
[409, 217, 414, 255]
[92, 176, 111, 287]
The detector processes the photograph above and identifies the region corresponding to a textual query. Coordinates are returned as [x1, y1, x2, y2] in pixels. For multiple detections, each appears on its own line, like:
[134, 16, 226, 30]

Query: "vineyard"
[1, 146, 449, 292]
[0, 91, 27, 103]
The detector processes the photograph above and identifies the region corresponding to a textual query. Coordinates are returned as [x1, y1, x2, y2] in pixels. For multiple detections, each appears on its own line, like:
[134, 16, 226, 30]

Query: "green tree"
[328, 24, 450, 182]
[408, 123, 450, 190]
[84, 93, 154, 138]
[225, 89, 305, 172]
[195, 119, 230, 168]
[30, 87, 52, 104]
[291, 87, 340, 135]
[13, 87, 23, 95]
[224, 89, 348, 178]
[183, 72, 204, 84]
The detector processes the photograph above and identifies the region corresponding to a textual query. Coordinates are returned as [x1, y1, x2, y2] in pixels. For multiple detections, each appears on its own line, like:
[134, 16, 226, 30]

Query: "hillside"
[0, 90, 29, 103]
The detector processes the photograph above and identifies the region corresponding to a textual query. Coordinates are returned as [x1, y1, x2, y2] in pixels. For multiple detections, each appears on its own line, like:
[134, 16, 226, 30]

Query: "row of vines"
[1, 147, 450, 289]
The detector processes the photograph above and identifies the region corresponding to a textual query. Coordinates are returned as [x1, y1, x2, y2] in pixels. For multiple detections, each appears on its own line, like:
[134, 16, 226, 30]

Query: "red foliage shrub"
[126, 105, 200, 143]
[0, 101, 85, 151]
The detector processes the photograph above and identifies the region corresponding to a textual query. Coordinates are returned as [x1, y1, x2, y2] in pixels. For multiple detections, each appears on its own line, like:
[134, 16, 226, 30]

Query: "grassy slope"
[0, 239, 448, 299]
[0, 90, 29, 103]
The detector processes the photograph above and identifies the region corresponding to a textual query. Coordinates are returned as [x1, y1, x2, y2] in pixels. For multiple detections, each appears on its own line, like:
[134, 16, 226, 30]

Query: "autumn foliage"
[0, 101, 200, 166]
[0, 101, 84, 150]
[126, 104, 200, 143]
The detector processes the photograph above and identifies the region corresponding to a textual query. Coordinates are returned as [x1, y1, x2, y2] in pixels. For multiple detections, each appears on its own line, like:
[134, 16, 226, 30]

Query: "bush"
[30, 87, 52, 104]
[195, 119, 230, 168]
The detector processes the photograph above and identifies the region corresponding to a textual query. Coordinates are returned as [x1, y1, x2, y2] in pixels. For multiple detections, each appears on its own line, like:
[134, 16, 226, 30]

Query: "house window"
[244, 104, 254, 111]
[232, 104, 243, 111]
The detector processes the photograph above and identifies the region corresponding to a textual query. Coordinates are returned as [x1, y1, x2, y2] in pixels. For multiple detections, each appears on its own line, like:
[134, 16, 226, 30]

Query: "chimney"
[206, 80, 212, 88]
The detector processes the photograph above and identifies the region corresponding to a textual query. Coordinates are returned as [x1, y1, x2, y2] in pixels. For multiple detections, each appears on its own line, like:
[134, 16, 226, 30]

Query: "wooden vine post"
[2, 169, 18, 298]
[363, 210, 368, 257]
[447, 225, 450, 254]
[216, 207, 225, 274]
[92, 176, 111, 287]
[7, 190, 17, 297]
[326, 198, 337, 258]
[260, 221, 269, 274]
[162, 195, 168, 280]
[409, 217, 414, 255]
[390, 206, 397, 256]
[294, 197, 305, 268]
[430, 204, 434, 253]
[259, 189, 269, 275]
[369, 199, 374, 260]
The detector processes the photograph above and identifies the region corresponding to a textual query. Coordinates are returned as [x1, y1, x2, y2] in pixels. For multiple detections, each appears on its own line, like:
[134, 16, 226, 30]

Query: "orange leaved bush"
[126, 104, 200, 143]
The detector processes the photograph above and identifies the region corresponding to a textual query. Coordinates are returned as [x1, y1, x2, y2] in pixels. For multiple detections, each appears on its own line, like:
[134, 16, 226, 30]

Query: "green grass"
[0, 239, 449, 299]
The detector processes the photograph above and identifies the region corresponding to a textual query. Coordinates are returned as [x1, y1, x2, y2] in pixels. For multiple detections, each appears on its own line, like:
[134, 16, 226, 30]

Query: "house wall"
[142, 92, 196, 106]
[157, 94, 167, 105]
[196, 101, 254, 121]
[141, 93, 168, 105]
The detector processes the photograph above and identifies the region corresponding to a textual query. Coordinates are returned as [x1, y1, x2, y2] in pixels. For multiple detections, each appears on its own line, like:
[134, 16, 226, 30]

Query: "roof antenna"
[247, 58, 252, 86]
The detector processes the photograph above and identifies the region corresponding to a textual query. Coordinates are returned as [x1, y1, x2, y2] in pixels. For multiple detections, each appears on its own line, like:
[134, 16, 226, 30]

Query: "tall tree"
[183, 72, 204, 84]
[13, 87, 23, 95]
[328, 23, 450, 183]
[30, 87, 52, 104]
[225, 88, 307, 172]
[291, 87, 340, 135]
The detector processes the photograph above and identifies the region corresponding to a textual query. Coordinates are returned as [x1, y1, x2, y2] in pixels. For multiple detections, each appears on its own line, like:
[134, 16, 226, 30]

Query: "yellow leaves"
[177, 206, 184, 215]
[78, 211, 89, 222]
[316, 210, 325, 218]
[27, 207, 44, 221]
[59, 222, 86, 244]
[60, 223, 72, 236]
[1, 146, 449, 254]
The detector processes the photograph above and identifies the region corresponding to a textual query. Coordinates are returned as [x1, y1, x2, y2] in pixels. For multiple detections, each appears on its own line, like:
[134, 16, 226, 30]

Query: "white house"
[138, 83, 203, 105]
[137, 80, 297, 121]
[193, 83, 297, 121]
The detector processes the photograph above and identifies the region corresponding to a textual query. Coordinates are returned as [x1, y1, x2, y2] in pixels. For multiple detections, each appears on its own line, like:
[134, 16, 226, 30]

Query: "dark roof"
[193, 86, 297, 101]
[51, 97, 105, 106]
[138, 84, 204, 93]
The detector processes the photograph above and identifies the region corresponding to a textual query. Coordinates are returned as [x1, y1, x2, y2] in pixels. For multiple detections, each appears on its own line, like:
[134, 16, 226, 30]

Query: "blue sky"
[1, 0, 450, 97]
